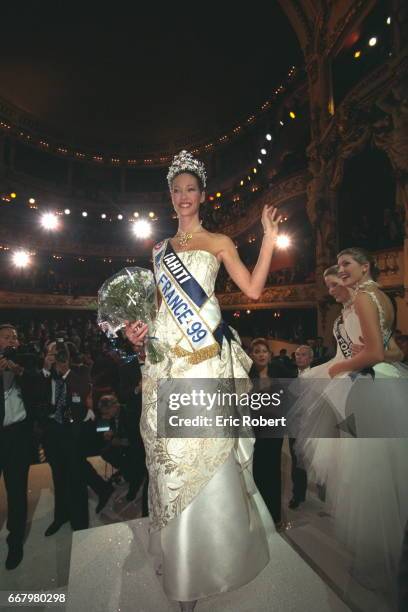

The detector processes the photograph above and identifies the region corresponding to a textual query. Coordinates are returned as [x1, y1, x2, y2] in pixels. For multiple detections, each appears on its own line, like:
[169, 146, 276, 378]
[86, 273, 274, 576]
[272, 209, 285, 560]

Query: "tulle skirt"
[292, 361, 408, 595]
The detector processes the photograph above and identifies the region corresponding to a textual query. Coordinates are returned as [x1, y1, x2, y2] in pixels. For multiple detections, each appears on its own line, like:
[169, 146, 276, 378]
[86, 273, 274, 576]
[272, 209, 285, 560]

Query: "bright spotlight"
[132, 219, 152, 239]
[368, 37, 377, 47]
[354, 50, 361, 59]
[64, 208, 71, 215]
[82, 211, 88, 217]
[386, 16, 391, 25]
[276, 234, 291, 249]
[266, 134, 272, 141]
[133, 211, 139, 218]
[117, 214, 123, 220]
[257, 158, 262, 165]
[41, 212, 59, 230]
[260, 148, 267, 155]
[101, 213, 107, 219]
[29, 197, 36, 204]
[279, 120, 284, 126]
[10, 192, 17, 199]
[148, 211, 155, 218]
[289, 111, 296, 119]
[12, 250, 31, 268]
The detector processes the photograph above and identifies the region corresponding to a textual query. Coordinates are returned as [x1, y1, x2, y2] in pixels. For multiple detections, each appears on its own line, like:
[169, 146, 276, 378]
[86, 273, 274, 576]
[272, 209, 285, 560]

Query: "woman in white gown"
[295, 250, 408, 600]
[125, 150, 281, 611]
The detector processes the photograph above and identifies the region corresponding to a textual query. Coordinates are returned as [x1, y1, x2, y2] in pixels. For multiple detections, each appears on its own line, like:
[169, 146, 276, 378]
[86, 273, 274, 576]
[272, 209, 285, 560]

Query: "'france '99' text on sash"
[153, 240, 219, 352]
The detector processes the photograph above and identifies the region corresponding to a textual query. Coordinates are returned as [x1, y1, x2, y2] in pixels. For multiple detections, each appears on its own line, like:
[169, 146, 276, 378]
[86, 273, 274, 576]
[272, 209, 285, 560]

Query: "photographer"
[96, 394, 144, 503]
[0, 324, 39, 570]
[39, 339, 91, 535]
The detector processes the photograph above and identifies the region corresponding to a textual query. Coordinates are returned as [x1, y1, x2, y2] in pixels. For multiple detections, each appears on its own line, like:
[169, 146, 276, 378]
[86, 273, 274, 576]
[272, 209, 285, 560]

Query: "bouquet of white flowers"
[97, 267, 163, 363]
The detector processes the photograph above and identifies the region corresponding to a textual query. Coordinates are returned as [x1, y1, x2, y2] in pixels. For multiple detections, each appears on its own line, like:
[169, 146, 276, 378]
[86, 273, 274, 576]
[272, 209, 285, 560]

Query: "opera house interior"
[0, 1, 407, 611]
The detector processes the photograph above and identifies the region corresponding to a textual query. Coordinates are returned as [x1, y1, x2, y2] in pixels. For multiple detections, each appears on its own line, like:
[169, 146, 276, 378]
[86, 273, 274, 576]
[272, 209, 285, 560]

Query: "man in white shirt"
[294, 344, 314, 376]
[0, 324, 35, 570]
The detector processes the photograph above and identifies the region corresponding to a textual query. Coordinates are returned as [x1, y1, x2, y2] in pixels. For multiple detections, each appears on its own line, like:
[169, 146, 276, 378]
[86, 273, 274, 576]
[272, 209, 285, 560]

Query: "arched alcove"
[338, 146, 400, 251]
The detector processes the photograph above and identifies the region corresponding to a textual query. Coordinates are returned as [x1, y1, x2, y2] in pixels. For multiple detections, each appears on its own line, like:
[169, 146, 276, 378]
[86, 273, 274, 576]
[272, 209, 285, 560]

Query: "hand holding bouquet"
[97, 267, 163, 363]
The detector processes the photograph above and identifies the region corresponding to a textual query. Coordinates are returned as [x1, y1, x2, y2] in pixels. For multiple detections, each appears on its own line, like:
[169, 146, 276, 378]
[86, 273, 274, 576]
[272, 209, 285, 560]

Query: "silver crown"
[167, 150, 207, 189]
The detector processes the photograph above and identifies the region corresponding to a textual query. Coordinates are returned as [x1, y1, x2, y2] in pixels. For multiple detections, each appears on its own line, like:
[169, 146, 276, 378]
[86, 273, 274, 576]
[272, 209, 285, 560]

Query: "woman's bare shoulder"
[205, 231, 234, 246]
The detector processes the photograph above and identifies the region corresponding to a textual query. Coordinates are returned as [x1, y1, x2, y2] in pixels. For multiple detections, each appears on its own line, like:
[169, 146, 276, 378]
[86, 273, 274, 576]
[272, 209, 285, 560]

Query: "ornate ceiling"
[0, 3, 301, 154]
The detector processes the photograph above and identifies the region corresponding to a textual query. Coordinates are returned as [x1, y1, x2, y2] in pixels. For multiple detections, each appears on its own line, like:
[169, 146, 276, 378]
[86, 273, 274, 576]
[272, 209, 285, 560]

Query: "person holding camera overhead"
[0, 324, 39, 570]
[39, 339, 92, 535]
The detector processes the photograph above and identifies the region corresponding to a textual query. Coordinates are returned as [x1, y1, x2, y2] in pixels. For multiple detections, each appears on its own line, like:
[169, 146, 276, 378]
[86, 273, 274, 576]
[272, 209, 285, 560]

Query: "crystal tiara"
[167, 150, 207, 189]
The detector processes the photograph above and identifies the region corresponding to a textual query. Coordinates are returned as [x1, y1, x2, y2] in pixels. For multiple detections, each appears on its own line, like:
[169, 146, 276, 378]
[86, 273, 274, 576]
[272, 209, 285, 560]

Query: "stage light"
[266, 134, 272, 141]
[148, 211, 155, 218]
[368, 37, 377, 47]
[10, 192, 17, 199]
[12, 250, 31, 268]
[240, 180, 244, 186]
[216, 192, 221, 198]
[41, 213, 59, 230]
[64, 209, 71, 215]
[260, 148, 267, 155]
[117, 214, 123, 220]
[257, 158, 262, 165]
[132, 219, 152, 239]
[386, 16, 391, 25]
[133, 212, 140, 218]
[289, 111, 296, 119]
[276, 234, 291, 249]
[354, 50, 361, 59]
[101, 213, 107, 219]
[29, 198, 36, 204]
[279, 120, 284, 126]
[253, 168, 257, 174]
[82, 211, 88, 217]
[246, 309, 251, 314]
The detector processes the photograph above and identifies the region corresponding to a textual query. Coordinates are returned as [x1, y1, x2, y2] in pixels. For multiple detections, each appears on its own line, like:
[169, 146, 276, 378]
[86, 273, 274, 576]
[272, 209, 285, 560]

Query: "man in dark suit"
[118, 357, 148, 511]
[39, 340, 91, 535]
[0, 324, 39, 570]
[288, 345, 312, 509]
[312, 336, 329, 366]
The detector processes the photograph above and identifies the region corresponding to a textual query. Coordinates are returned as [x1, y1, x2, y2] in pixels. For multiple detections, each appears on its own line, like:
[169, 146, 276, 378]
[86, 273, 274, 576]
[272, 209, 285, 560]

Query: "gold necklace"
[175, 224, 203, 247]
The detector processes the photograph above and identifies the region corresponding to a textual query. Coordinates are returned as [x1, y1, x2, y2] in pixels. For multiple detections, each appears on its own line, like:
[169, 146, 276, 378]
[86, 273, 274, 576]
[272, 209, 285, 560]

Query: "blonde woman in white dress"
[295, 250, 408, 601]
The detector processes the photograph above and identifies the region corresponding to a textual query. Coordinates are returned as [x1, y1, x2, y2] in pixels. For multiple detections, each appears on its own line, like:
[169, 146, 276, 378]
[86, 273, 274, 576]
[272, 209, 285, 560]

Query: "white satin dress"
[141, 248, 274, 602]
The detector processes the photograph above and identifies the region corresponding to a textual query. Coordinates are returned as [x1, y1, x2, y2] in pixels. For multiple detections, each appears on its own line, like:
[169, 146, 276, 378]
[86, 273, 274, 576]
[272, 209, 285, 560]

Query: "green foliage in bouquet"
[98, 267, 163, 363]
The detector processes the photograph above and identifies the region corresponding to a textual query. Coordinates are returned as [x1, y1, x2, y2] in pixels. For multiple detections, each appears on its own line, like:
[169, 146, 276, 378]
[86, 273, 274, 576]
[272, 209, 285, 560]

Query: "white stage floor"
[67, 517, 350, 612]
[1, 448, 396, 611]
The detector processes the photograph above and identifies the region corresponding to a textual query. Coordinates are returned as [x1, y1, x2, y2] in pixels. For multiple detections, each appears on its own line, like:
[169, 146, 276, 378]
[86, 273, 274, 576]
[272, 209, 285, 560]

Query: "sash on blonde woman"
[333, 315, 353, 359]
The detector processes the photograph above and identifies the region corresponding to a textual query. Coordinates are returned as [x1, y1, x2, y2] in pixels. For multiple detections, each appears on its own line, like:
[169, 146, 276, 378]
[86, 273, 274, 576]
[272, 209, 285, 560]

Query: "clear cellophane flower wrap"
[97, 267, 164, 363]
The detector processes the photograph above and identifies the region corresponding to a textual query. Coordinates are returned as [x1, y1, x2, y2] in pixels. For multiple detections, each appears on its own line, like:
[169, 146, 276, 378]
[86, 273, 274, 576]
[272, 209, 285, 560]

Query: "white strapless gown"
[141, 248, 274, 602]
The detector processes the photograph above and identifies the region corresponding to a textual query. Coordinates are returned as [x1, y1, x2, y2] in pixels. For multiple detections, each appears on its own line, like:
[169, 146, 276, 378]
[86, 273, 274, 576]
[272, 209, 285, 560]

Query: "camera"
[0, 345, 38, 370]
[55, 338, 69, 364]
[0, 346, 18, 361]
